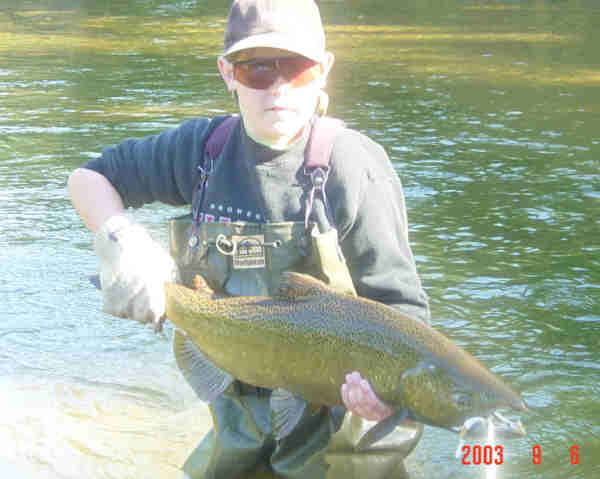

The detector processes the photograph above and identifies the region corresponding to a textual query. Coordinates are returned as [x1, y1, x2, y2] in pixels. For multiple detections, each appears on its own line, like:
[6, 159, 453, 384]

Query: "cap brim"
[224, 32, 324, 62]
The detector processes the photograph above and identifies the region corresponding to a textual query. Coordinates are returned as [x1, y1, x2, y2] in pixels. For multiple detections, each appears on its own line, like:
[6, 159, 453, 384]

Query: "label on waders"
[232, 235, 266, 269]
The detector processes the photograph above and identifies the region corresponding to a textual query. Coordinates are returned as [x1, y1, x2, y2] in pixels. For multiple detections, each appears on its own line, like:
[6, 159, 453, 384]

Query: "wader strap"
[190, 115, 239, 237]
[303, 117, 344, 229]
[304, 117, 344, 170]
[205, 115, 239, 161]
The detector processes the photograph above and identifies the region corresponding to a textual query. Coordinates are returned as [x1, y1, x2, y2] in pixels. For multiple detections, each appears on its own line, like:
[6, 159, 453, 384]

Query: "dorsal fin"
[277, 272, 333, 301]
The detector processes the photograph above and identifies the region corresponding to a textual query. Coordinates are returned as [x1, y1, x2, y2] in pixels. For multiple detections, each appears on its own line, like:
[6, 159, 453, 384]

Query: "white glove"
[93, 215, 179, 327]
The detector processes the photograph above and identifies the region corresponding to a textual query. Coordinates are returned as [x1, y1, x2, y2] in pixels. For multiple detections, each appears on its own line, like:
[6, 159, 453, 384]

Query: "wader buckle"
[305, 165, 329, 189]
[304, 166, 332, 229]
[215, 234, 236, 256]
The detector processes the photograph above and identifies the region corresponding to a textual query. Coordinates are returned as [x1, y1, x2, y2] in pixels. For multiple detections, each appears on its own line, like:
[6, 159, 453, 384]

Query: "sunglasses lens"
[234, 61, 279, 89]
[281, 57, 321, 87]
[234, 57, 321, 90]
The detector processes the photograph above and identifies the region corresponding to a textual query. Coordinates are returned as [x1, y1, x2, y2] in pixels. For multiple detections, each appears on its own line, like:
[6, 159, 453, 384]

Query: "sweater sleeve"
[82, 118, 213, 208]
[328, 130, 431, 324]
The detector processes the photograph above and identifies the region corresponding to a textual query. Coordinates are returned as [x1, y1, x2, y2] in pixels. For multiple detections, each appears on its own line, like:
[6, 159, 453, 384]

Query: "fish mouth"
[455, 411, 526, 441]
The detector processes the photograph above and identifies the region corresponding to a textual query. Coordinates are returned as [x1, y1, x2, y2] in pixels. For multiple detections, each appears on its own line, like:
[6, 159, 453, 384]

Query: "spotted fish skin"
[165, 272, 526, 432]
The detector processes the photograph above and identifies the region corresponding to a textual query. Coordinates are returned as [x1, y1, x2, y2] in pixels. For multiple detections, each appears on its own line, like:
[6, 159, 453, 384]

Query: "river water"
[1, 1, 598, 478]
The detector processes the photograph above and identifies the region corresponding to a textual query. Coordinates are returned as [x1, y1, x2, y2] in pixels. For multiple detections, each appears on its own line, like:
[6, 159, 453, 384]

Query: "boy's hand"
[341, 371, 394, 422]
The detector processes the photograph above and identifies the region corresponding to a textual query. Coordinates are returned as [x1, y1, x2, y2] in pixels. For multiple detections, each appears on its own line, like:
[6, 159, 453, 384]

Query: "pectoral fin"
[270, 388, 308, 440]
[173, 329, 233, 402]
[356, 409, 409, 451]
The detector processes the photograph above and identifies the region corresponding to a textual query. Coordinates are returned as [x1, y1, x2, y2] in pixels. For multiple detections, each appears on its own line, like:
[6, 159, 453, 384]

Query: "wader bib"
[169, 116, 422, 479]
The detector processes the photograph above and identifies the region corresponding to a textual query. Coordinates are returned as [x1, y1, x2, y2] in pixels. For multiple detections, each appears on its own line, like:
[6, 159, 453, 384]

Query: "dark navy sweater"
[83, 116, 430, 323]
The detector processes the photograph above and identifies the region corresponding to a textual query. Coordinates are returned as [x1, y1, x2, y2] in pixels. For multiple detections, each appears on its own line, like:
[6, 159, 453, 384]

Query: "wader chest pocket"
[169, 217, 307, 296]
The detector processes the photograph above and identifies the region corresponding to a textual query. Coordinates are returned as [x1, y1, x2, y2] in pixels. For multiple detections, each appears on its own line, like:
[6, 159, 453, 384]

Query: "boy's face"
[218, 47, 334, 147]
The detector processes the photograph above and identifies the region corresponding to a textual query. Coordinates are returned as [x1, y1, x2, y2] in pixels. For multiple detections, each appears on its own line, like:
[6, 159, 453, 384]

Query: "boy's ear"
[218, 57, 236, 91]
[318, 51, 335, 88]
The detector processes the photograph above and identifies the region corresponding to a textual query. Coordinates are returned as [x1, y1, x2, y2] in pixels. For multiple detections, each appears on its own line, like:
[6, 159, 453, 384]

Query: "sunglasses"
[233, 56, 322, 90]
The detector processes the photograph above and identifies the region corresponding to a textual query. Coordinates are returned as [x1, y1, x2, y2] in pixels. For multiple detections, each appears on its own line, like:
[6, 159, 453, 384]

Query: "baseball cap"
[223, 0, 326, 62]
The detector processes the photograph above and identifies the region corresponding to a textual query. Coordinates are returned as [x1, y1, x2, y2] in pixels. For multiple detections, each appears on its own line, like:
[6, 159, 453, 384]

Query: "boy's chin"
[268, 115, 307, 135]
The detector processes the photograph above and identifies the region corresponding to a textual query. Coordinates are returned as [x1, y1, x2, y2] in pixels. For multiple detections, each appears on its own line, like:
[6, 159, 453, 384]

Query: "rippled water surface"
[1, 1, 599, 478]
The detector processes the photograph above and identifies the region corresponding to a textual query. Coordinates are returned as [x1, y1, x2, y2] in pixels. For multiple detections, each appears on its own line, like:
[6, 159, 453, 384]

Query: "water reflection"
[1, 0, 599, 478]
[0, 375, 208, 479]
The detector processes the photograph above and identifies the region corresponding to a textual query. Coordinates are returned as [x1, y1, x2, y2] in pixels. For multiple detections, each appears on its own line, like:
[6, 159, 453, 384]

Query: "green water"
[1, 1, 598, 478]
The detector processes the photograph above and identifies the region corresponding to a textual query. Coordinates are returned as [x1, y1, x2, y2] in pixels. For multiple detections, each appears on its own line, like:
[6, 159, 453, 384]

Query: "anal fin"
[173, 329, 233, 402]
[270, 388, 308, 440]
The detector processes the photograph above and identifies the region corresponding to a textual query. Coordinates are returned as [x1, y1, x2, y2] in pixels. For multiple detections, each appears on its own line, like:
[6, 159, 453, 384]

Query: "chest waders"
[168, 116, 422, 479]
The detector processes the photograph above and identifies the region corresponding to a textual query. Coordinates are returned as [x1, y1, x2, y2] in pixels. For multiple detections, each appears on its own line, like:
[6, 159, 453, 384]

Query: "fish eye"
[452, 391, 472, 408]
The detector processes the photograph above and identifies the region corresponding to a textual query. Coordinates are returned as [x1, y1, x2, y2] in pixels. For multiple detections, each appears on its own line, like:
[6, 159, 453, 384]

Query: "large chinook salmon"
[165, 272, 527, 445]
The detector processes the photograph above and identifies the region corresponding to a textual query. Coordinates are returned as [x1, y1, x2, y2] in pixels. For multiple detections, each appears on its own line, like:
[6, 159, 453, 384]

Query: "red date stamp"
[461, 445, 504, 465]
[532, 445, 579, 465]
[461, 445, 580, 466]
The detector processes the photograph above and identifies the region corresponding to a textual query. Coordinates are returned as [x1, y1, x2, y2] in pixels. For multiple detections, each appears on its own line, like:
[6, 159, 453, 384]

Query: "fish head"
[445, 375, 527, 425]
[399, 361, 478, 428]
[398, 358, 526, 430]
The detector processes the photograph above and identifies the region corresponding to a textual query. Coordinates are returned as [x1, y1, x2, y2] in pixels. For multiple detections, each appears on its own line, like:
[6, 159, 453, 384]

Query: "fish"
[165, 272, 527, 447]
